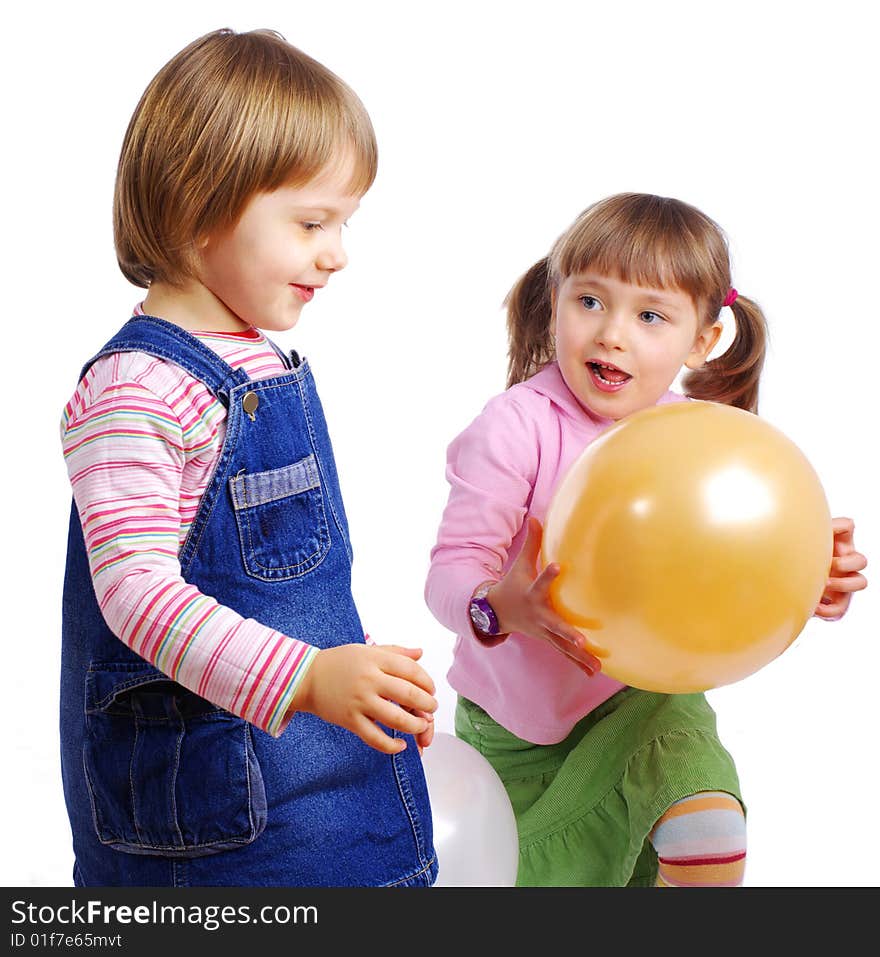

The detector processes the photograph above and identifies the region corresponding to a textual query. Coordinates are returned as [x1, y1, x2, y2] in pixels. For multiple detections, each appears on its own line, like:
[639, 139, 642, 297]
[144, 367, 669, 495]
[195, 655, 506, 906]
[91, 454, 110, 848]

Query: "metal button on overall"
[242, 392, 259, 421]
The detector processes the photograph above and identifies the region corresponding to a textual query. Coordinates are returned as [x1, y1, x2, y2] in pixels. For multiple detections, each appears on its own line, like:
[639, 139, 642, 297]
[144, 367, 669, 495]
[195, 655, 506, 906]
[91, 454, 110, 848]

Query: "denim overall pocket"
[82, 662, 267, 857]
[229, 453, 331, 581]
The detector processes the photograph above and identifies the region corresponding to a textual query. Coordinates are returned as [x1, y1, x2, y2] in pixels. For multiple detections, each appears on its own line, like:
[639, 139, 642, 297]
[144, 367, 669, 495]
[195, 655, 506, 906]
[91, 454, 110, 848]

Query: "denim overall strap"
[80, 316, 252, 400]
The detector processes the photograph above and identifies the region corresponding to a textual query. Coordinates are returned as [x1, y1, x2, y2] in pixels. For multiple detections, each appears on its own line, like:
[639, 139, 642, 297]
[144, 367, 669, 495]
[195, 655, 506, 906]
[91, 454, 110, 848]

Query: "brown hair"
[505, 193, 768, 413]
[114, 29, 378, 288]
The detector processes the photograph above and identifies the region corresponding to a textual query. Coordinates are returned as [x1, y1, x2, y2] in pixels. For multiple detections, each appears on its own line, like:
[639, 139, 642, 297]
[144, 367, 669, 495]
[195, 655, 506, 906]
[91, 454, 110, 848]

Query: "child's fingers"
[812, 536, 867, 620]
[415, 720, 435, 751]
[408, 709, 435, 753]
[379, 674, 438, 715]
[369, 697, 433, 737]
[378, 650, 436, 695]
[825, 573, 868, 594]
[516, 516, 544, 570]
[814, 596, 850, 620]
[377, 644, 423, 660]
[538, 608, 602, 656]
[352, 715, 407, 754]
[830, 552, 868, 575]
[532, 562, 561, 595]
[547, 620, 593, 655]
[831, 516, 855, 549]
[556, 645, 600, 676]
[541, 627, 602, 675]
[553, 619, 592, 649]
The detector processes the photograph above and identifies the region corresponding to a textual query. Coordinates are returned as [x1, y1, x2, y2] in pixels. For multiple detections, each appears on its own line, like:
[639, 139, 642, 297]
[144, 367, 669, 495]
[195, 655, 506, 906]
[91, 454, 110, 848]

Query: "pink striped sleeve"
[62, 354, 316, 737]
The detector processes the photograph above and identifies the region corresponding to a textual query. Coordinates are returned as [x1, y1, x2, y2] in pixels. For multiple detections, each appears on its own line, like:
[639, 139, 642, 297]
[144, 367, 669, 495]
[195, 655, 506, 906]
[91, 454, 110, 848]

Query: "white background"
[2, 0, 876, 887]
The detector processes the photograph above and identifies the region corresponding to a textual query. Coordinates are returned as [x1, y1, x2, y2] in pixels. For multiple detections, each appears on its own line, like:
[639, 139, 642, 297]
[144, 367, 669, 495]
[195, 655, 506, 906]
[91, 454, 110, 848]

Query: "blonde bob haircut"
[114, 28, 378, 288]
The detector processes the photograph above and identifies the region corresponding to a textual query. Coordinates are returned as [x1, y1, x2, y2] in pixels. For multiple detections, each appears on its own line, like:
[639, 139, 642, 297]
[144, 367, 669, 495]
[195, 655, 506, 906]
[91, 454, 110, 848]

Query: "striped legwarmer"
[650, 791, 747, 887]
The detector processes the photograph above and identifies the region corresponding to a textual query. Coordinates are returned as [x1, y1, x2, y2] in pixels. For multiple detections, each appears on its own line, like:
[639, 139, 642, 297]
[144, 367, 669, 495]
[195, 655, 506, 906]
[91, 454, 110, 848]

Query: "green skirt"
[455, 689, 742, 887]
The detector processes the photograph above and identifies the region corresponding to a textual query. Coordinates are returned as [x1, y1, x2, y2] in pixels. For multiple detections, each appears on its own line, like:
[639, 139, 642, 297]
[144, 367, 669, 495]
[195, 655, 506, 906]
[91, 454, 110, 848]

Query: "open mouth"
[587, 360, 632, 392]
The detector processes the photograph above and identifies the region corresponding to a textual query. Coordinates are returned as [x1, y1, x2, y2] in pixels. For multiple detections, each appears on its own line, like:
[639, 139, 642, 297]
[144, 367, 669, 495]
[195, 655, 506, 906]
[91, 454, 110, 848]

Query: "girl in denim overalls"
[60, 29, 438, 887]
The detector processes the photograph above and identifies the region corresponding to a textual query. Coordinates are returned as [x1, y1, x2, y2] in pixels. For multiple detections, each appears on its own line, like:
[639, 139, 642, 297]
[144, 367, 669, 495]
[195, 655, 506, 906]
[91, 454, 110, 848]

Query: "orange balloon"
[542, 401, 832, 693]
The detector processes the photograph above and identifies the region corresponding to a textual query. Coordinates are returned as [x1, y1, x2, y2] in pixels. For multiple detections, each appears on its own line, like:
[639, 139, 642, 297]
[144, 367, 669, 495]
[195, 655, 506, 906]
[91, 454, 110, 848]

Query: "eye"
[301, 222, 324, 232]
[579, 295, 601, 310]
[639, 310, 665, 325]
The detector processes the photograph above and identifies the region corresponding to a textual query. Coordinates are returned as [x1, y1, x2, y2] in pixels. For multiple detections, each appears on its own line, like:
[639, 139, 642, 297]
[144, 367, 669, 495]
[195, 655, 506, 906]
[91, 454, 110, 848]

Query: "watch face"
[470, 605, 491, 633]
[469, 597, 498, 635]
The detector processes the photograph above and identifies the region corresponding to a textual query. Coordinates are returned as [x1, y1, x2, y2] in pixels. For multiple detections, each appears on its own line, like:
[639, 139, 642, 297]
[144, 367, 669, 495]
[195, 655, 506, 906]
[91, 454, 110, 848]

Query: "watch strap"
[472, 581, 493, 602]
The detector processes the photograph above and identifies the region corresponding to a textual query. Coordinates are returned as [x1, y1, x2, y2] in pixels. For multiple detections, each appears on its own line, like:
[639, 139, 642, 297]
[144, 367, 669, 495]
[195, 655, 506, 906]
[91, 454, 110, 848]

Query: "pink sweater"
[425, 361, 686, 744]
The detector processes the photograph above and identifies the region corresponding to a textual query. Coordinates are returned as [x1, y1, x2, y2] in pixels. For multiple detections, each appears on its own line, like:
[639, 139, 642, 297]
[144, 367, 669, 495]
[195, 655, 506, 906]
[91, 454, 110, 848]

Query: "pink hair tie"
[723, 288, 738, 308]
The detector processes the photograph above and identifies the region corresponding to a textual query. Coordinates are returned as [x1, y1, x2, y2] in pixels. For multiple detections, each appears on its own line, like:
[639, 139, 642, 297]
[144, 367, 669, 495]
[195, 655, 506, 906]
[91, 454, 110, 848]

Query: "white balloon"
[421, 732, 519, 886]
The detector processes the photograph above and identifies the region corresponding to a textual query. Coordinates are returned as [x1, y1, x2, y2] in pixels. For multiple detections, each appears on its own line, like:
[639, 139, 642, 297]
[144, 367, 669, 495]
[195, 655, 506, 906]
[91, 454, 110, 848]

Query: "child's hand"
[292, 644, 438, 753]
[488, 517, 602, 677]
[362, 633, 434, 752]
[813, 517, 868, 620]
[410, 708, 435, 754]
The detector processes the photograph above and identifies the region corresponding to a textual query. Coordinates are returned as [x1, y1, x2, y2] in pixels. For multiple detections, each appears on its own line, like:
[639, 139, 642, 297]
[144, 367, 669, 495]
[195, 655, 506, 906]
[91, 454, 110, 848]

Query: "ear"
[685, 320, 723, 370]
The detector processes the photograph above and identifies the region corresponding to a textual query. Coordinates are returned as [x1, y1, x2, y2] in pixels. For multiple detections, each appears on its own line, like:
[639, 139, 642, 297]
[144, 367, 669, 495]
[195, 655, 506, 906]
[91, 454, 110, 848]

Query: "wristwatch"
[469, 583, 501, 637]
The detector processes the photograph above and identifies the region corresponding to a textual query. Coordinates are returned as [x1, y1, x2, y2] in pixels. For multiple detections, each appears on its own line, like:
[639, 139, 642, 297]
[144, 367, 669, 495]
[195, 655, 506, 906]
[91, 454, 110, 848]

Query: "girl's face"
[193, 153, 362, 334]
[551, 271, 721, 420]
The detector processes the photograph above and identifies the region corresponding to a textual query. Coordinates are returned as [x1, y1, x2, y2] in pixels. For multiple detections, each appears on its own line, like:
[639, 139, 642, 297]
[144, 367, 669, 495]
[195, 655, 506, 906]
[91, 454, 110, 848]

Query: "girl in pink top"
[425, 193, 867, 887]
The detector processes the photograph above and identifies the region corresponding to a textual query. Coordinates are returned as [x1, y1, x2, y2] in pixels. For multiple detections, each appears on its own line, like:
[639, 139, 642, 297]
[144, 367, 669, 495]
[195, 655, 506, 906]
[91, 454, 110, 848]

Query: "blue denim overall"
[60, 316, 437, 887]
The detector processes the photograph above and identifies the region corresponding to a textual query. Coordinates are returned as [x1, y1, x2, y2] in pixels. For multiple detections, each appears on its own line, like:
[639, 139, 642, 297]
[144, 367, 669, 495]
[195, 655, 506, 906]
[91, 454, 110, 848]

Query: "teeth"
[590, 362, 628, 384]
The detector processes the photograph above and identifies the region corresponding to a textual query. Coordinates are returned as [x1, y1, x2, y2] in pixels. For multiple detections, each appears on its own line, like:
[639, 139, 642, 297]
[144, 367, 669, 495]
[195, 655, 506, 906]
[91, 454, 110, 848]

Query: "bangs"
[254, 81, 378, 197]
[204, 38, 378, 229]
[552, 194, 728, 305]
[182, 31, 378, 235]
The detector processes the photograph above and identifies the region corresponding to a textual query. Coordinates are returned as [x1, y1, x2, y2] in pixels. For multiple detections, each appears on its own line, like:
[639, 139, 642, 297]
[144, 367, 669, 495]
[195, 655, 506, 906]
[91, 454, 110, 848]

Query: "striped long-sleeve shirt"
[60, 314, 319, 737]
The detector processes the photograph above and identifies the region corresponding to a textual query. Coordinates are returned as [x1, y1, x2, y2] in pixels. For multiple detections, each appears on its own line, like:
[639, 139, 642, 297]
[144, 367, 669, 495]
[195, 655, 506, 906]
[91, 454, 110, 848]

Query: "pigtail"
[504, 257, 556, 388]
[681, 295, 768, 414]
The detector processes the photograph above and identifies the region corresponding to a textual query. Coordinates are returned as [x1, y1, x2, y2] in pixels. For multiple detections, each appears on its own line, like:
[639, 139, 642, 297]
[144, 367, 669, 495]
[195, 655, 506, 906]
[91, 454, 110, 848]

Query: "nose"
[594, 310, 628, 351]
[316, 230, 348, 273]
